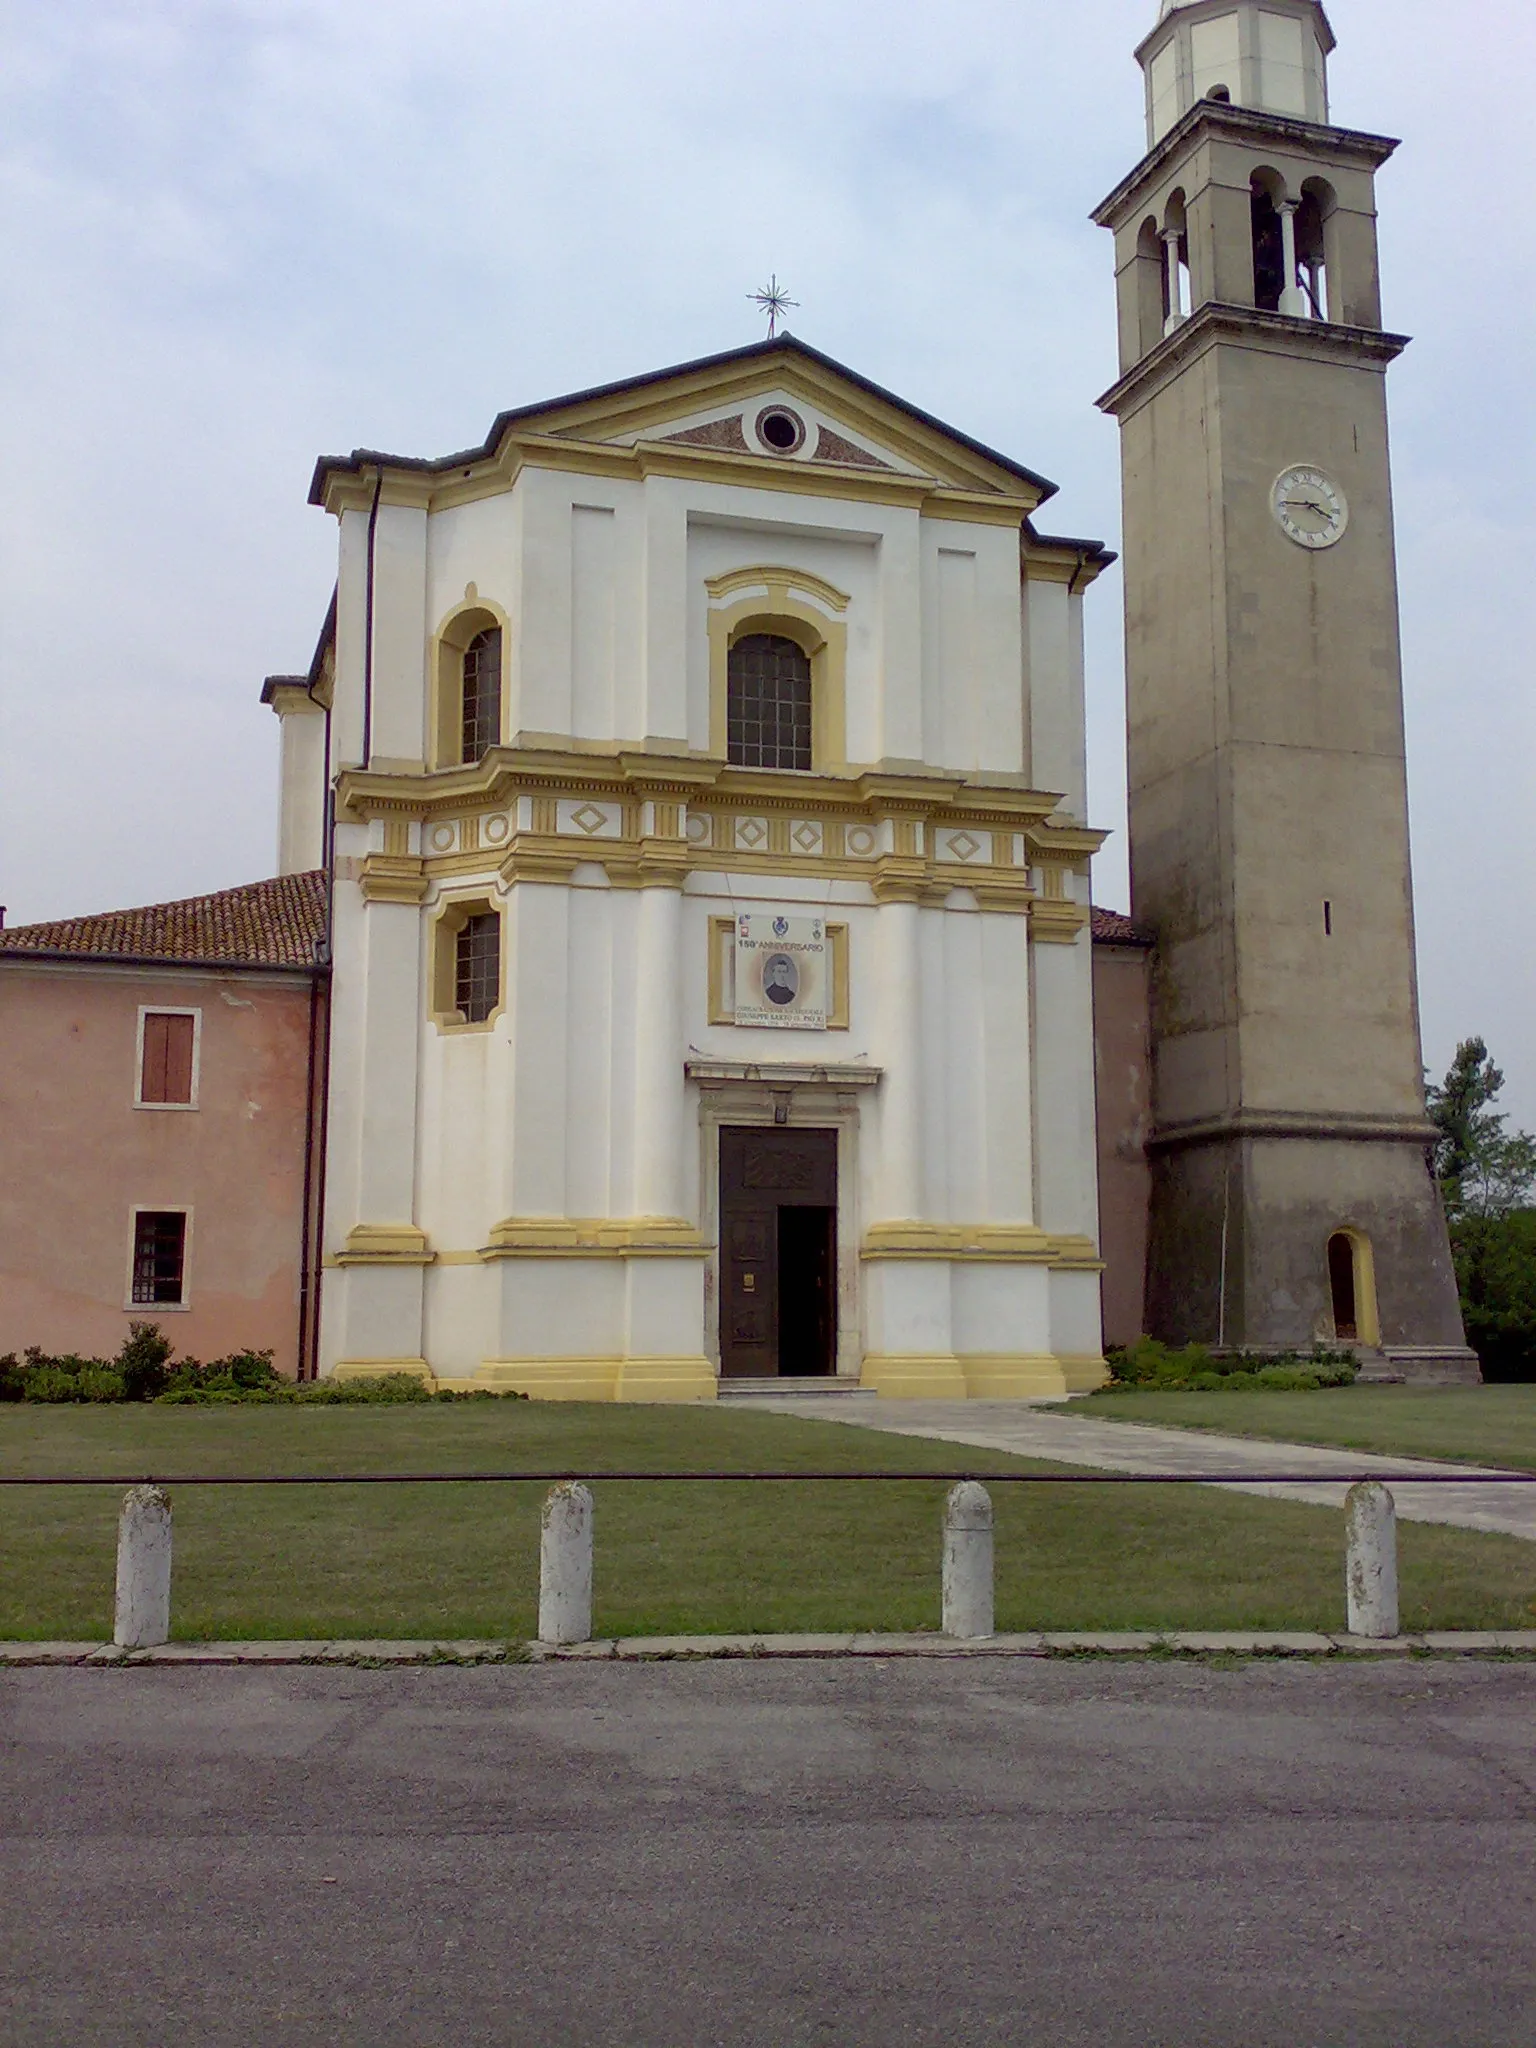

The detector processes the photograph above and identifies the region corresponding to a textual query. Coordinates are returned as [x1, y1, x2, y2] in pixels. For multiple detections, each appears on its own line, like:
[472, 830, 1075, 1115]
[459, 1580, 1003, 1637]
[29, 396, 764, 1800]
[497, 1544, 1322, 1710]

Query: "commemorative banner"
[733, 913, 827, 1030]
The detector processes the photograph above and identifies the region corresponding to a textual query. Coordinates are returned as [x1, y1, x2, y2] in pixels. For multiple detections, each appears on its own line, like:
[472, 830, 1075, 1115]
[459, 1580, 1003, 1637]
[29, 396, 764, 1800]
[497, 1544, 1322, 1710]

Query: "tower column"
[1277, 200, 1306, 318]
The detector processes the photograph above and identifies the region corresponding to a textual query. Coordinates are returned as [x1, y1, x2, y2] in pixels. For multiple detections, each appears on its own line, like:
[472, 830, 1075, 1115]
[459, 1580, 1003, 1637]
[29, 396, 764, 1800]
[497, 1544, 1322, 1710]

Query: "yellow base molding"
[482, 1217, 707, 1259]
[334, 1224, 435, 1267]
[858, 1355, 970, 1399]
[471, 1356, 717, 1402]
[960, 1354, 1078, 1398]
[331, 1358, 435, 1386]
[1057, 1354, 1112, 1393]
[860, 1353, 1111, 1399]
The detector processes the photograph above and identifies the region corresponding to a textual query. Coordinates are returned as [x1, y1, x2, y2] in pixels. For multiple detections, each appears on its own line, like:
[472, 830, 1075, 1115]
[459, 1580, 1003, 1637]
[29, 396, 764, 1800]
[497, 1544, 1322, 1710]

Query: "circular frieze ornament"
[428, 823, 456, 852]
[1271, 465, 1348, 550]
[483, 813, 509, 845]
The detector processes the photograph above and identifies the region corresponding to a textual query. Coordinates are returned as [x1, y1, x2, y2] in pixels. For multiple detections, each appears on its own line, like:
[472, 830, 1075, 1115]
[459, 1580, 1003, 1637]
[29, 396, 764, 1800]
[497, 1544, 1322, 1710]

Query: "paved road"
[3, 1660, 1534, 2045]
[752, 1398, 1536, 1541]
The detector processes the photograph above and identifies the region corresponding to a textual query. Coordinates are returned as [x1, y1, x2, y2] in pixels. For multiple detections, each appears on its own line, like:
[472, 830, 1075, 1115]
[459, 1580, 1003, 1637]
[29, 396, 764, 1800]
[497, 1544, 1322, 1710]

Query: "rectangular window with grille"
[131, 1210, 187, 1306]
[727, 633, 813, 771]
[455, 913, 500, 1023]
[139, 1011, 197, 1105]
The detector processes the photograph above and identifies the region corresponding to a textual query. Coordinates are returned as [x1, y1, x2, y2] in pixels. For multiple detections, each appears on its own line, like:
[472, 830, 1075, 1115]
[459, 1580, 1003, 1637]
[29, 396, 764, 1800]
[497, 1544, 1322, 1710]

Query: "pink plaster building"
[0, 873, 328, 1378]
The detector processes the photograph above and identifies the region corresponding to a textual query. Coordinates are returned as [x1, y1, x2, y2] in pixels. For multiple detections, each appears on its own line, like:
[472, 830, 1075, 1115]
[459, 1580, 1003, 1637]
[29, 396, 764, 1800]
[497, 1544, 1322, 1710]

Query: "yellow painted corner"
[858, 1354, 970, 1399]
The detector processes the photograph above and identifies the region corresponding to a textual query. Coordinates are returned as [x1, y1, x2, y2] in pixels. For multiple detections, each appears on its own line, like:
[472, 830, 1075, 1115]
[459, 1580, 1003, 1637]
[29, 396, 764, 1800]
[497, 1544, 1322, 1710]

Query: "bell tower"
[1093, 0, 1476, 1375]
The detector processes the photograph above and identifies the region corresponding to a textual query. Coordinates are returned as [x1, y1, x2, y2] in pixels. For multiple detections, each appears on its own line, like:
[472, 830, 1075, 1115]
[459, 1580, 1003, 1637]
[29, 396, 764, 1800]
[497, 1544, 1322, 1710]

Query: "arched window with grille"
[461, 627, 502, 762]
[727, 632, 812, 770]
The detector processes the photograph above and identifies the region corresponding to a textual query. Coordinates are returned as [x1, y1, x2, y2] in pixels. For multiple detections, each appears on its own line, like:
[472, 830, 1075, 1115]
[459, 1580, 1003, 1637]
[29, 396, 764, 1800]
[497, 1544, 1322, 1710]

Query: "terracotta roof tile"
[1090, 905, 1155, 946]
[1, 871, 327, 970]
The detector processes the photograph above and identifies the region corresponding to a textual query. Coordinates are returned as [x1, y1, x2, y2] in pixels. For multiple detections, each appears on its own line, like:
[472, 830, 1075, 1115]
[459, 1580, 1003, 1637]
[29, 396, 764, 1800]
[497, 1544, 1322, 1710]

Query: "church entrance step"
[716, 1377, 875, 1403]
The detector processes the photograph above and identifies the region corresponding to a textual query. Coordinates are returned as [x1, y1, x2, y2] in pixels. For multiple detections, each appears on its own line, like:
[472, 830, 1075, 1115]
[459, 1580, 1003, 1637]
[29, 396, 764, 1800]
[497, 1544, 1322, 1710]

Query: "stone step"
[716, 1377, 876, 1403]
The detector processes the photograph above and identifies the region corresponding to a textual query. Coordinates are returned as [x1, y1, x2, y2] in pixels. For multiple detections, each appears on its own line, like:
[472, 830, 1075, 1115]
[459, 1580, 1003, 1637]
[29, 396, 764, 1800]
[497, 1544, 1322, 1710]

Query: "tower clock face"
[1272, 466, 1349, 550]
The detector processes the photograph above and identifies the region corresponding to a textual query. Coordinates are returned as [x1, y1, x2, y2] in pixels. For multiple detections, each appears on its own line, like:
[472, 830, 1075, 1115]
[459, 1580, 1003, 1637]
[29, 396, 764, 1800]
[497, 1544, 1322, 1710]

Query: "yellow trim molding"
[336, 748, 1107, 916]
[859, 1353, 1111, 1399]
[359, 853, 430, 904]
[335, 1225, 434, 1267]
[481, 1217, 708, 1258]
[1029, 898, 1091, 945]
[858, 1355, 971, 1399]
[469, 1356, 717, 1402]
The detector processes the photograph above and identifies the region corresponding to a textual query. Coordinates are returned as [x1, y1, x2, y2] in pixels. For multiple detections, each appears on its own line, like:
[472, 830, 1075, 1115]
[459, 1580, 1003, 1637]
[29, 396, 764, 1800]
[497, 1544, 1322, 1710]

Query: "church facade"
[280, 341, 1117, 1399]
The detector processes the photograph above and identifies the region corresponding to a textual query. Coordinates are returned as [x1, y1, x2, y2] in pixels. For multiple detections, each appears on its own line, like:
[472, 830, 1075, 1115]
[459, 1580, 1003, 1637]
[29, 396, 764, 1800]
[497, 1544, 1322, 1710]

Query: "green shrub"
[1106, 1339, 1358, 1393]
[0, 1353, 24, 1402]
[117, 1323, 173, 1401]
[292, 1373, 435, 1404]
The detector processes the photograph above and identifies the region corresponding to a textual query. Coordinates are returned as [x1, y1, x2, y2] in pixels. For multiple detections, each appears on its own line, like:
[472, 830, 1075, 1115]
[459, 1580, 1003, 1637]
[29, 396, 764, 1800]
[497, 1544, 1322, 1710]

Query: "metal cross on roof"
[749, 275, 799, 339]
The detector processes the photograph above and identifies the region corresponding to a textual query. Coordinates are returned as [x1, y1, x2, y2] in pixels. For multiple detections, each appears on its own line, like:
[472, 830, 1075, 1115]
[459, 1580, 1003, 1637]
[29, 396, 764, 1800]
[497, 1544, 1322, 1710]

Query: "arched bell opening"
[1297, 177, 1336, 322]
[1161, 190, 1191, 336]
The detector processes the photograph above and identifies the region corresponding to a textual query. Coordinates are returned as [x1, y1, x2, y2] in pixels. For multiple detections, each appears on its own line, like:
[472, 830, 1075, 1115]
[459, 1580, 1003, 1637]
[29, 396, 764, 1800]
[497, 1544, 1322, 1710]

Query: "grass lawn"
[1056, 1385, 1536, 1473]
[1, 1403, 1531, 1640]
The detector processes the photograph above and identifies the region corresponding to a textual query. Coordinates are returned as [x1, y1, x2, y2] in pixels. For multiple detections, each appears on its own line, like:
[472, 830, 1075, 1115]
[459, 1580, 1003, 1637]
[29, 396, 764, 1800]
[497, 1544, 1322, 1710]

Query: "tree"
[1427, 1038, 1536, 1222]
[1427, 1040, 1536, 1381]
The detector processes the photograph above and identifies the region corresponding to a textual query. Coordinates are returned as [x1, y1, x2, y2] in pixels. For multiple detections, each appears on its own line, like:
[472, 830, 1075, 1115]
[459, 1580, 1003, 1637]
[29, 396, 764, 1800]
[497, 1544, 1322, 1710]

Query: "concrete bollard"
[1345, 1480, 1399, 1639]
[114, 1485, 173, 1649]
[538, 1481, 594, 1644]
[942, 1481, 995, 1640]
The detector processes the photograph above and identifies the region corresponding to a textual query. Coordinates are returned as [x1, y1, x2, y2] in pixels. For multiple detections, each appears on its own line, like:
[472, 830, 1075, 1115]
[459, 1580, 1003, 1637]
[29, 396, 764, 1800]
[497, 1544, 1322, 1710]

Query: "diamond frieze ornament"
[570, 804, 609, 837]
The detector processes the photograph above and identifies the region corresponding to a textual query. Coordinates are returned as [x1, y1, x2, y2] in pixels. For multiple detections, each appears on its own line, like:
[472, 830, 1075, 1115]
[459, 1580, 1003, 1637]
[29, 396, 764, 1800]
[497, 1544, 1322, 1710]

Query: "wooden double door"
[719, 1126, 837, 1379]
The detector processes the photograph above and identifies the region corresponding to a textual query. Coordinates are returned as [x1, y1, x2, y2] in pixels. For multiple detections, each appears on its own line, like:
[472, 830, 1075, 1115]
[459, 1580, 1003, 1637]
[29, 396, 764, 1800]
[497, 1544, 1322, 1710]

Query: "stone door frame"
[687, 1061, 880, 1381]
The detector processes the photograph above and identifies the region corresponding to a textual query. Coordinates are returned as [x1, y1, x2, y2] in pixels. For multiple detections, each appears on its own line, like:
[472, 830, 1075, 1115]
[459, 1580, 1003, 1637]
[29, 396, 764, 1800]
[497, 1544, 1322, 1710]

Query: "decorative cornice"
[335, 1223, 434, 1266]
[1148, 1109, 1437, 1154]
[1092, 100, 1398, 232]
[482, 1217, 708, 1259]
[1097, 301, 1409, 420]
[358, 853, 430, 904]
[685, 1059, 882, 1090]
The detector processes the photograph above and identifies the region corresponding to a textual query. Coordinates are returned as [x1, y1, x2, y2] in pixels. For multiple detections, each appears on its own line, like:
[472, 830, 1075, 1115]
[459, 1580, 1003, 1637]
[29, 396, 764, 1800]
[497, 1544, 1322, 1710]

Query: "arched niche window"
[727, 632, 812, 771]
[461, 627, 502, 762]
[431, 604, 506, 769]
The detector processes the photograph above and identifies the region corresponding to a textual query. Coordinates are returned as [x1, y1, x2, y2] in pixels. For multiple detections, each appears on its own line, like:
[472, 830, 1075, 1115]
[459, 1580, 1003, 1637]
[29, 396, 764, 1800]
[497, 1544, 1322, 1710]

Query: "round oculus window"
[755, 406, 805, 454]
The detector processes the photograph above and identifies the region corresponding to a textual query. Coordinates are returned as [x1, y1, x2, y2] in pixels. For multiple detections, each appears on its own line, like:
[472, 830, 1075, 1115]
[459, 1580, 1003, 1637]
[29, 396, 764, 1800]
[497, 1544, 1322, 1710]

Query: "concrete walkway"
[744, 1397, 1536, 1542]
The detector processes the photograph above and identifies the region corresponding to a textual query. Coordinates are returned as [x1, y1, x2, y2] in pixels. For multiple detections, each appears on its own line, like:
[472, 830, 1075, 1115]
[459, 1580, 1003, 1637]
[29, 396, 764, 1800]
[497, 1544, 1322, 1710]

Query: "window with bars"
[455, 912, 500, 1023]
[138, 1011, 196, 1105]
[727, 633, 812, 770]
[132, 1211, 187, 1306]
[461, 627, 502, 762]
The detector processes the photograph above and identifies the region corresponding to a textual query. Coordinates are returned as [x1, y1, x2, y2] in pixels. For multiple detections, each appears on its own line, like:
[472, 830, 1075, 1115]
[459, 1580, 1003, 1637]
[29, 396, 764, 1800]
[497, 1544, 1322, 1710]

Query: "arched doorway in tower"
[1327, 1232, 1358, 1341]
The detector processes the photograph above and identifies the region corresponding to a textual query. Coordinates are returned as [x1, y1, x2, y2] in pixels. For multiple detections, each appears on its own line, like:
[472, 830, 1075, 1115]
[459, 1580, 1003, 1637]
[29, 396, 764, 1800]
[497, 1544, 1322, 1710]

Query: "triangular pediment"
[311, 334, 1058, 513]
[490, 336, 1055, 505]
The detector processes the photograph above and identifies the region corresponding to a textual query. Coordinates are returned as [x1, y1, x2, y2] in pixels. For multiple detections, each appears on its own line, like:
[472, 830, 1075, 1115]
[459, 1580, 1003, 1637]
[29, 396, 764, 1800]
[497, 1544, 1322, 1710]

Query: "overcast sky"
[2, 0, 1531, 1122]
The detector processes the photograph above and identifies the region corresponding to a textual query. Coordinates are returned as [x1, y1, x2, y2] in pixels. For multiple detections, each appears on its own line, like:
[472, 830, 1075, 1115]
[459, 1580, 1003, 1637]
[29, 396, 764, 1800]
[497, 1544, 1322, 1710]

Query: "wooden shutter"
[141, 1013, 195, 1104]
